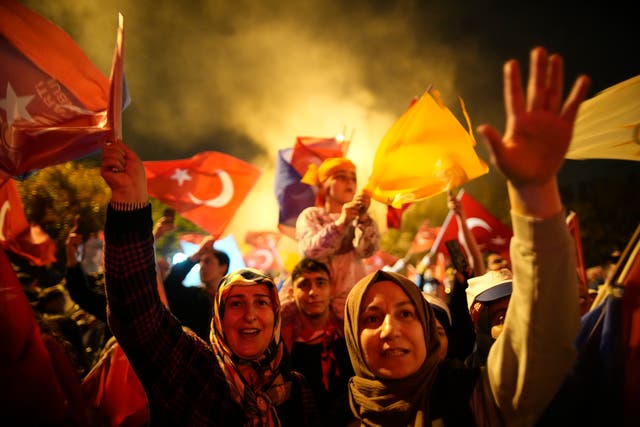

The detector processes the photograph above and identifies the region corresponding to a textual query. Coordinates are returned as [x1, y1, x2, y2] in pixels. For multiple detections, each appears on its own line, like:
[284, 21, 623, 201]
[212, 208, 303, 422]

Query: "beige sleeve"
[479, 210, 581, 426]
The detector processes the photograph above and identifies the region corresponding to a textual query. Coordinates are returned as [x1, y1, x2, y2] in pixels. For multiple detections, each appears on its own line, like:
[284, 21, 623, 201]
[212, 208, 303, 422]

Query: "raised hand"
[101, 138, 148, 205]
[65, 215, 83, 267]
[477, 47, 590, 217]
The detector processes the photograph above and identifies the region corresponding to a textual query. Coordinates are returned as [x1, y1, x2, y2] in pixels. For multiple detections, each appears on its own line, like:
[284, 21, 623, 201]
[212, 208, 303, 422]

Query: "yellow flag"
[567, 74, 640, 161]
[364, 89, 488, 208]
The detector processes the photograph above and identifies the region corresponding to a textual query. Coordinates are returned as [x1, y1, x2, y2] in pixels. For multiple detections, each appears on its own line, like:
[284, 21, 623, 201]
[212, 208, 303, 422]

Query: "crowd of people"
[4, 45, 634, 426]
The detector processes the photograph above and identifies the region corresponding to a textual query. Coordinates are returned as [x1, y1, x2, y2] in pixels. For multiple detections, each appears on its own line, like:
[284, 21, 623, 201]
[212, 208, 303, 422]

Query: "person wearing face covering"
[100, 139, 320, 425]
[342, 46, 590, 426]
[286, 157, 380, 320]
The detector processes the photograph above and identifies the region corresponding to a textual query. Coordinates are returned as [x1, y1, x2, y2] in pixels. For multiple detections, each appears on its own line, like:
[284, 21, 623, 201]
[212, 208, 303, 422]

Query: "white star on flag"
[171, 168, 192, 186]
[0, 82, 35, 126]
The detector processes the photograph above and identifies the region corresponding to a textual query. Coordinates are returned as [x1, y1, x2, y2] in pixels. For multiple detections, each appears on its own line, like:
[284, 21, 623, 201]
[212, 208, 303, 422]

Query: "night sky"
[20, 0, 640, 250]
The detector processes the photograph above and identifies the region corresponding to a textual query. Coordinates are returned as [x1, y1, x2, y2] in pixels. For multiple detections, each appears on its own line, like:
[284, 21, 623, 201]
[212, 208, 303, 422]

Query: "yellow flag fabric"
[567, 74, 640, 161]
[364, 89, 488, 208]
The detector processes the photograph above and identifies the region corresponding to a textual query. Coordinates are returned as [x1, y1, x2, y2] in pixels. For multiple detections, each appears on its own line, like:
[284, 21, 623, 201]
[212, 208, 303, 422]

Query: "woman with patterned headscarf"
[210, 268, 319, 426]
[99, 136, 319, 425]
[293, 157, 380, 320]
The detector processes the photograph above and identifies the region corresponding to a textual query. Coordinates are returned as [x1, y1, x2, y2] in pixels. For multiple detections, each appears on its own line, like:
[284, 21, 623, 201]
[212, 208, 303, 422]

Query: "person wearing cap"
[465, 268, 514, 368]
[294, 156, 380, 319]
[99, 141, 320, 426]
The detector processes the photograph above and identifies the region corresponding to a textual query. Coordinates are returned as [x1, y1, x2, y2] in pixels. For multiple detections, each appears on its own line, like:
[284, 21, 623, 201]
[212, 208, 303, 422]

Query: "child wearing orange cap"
[294, 157, 380, 319]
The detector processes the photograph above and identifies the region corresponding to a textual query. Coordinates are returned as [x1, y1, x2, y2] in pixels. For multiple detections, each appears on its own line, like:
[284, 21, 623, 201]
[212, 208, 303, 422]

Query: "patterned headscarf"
[344, 270, 441, 426]
[210, 268, 289, 427]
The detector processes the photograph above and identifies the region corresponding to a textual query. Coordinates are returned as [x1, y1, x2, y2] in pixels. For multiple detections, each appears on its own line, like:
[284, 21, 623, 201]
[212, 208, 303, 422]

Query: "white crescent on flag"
[188, 170, 234, 208]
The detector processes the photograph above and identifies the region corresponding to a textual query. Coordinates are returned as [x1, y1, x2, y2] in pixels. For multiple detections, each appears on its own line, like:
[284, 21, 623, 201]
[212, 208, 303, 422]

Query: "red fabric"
[409, 220, 441, 254]
[83, 341, 149, 427]
[144, 151, 261, 238]
[619, 226, 640, 421]
[0, 0, 111, 179]
[243, 247, 279, 272]
[432, 189, 513, 261]
[566, 211, 588, 296]
[386, 203, 411, 229]
[243, 230, 283, 272]
[107, 13, 124, 140]
[363, 250, 399, 275]
[0, 249, 68, 423]
[0, 178, 56, 265]
[177, 232, 206, 245]
[290, 136, 346, 176]
[244, 230, 281, 248]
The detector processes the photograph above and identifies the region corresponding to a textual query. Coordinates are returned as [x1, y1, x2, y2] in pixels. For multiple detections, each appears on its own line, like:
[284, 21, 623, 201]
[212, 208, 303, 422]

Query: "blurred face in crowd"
[433, 317, 448, 362]
[487, 254, 509, 271]
[359, 281, 427, 379]
[487, 296, 511, 339]
[292, 269, 333, 319]
[81, 233, 104, 273]
[324, 169, 357, 205]
[200, 252, 227, 292]
[222, 284, 274, 359]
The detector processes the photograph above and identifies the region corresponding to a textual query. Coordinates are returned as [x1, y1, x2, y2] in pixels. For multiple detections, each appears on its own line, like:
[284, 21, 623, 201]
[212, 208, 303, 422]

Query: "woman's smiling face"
[222, 284, 274, 359]
[358, 281, 427, 379]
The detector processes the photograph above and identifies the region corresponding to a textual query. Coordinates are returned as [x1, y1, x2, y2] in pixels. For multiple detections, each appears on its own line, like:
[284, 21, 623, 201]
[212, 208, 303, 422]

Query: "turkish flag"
[409, 220, 441, 254]
[0, 248, 69, 422]
[363, 250, 399, 275]
[82, 341, 149, 427]
[0, 178, 56, 266]
[244, 230, 281, 248]
[243, 247, 279, 272]
[386, 203, 411, 229]
[566, 211, 588, 296]
[243, 230, 283, 272]
[432, 189, 512, 261]
[144, 151, 261, 238]
[275, 135, 346, 238]
[290, 136, 348, 176]
[0, 0, 115, 180]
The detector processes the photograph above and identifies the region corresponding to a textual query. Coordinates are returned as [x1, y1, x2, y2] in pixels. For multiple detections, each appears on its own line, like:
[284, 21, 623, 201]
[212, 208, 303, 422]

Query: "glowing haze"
[21, 0, 475, 238]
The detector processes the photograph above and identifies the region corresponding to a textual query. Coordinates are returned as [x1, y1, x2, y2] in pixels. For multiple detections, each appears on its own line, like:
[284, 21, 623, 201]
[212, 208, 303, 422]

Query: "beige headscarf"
[344, 270, 441, 426]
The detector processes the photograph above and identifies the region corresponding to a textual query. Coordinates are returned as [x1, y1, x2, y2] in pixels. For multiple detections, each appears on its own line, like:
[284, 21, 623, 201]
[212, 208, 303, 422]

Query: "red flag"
[244, 247, 279, 272]
[82, 341, 149, 427]
[386, 203, 411, 229]
[0, 0, 113, 180]
[290, 136, 348, 176]
[144, 151, 261, 238]
[244, 230, 282, 248]
[363, 250, 399, 275]
[409, 220, 441, 254]
[431, 189, 512, 261]
[566, 211, 588, 296]
[0, 178, 55, 265]
[275, 135, 347, 238]
[609, 224, 640, 418]
[243, 230, 283, 272]
[0, 248, 69, 422]
[107, 13, 125, 141]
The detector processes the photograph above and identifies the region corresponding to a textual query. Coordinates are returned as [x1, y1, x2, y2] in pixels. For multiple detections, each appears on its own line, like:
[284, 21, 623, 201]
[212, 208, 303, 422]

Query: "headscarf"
[344, 270, 441, 426]
[210, 268, 290, 427]
[301, 157, 356, 207]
